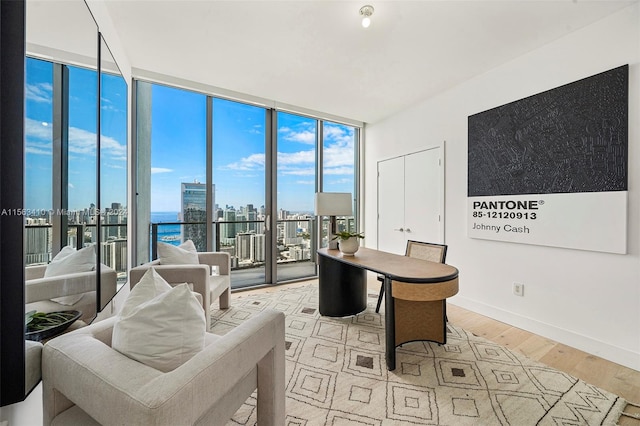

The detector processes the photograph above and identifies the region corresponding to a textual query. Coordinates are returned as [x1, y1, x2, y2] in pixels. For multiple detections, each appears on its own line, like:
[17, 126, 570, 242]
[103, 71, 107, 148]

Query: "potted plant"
[332, 231, 365, 256]
[25, 310, 82, 342]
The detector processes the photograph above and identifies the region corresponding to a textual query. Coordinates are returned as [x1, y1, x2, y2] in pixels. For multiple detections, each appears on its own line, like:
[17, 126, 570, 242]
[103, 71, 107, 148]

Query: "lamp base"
[328, 240, 339, 250]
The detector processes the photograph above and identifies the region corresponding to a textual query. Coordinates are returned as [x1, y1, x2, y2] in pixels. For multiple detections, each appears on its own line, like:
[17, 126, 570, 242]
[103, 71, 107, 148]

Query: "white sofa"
[129, 252, 231, 329]
[42, 309, 286, 426]
[25, 264, 118, 323]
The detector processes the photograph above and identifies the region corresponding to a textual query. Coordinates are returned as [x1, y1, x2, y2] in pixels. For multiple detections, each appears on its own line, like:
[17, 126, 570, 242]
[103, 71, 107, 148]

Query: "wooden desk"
[317, 247, 459, 370]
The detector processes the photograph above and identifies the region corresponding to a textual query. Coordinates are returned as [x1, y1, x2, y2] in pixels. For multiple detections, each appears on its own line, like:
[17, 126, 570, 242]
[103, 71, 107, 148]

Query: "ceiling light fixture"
[359, 5, 374, 28]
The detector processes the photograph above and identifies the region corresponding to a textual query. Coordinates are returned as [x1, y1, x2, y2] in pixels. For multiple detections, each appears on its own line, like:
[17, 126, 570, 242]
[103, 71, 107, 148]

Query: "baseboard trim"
[449, 296, 640, 372]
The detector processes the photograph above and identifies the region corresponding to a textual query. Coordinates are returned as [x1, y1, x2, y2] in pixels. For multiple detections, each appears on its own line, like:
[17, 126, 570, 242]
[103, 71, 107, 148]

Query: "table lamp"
[315, 192, 353, 249]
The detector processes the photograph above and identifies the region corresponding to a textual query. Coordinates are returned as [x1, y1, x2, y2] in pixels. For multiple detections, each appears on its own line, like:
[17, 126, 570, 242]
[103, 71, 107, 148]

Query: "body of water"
[151, 212, 181, 246]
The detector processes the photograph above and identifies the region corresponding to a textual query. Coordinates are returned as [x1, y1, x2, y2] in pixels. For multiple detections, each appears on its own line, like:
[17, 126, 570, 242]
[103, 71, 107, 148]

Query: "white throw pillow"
[45, 245, 96, 305]
[45, 245, 95, 277]
[157, 240, 199, 265]
[112, 283, 205, 372]
[121, 267, 173, 317]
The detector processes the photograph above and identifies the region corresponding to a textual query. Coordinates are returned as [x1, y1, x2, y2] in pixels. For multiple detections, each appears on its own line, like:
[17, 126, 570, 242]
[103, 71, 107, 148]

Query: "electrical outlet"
[513, 283, 524, 297]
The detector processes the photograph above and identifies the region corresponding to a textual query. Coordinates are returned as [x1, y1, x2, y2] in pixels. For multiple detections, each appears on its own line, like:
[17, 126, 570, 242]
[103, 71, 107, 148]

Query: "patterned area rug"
[213, 284, 626, 425]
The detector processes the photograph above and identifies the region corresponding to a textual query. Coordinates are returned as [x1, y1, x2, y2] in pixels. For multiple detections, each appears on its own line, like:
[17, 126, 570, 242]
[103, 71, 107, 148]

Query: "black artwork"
[468, 65, 628, 197]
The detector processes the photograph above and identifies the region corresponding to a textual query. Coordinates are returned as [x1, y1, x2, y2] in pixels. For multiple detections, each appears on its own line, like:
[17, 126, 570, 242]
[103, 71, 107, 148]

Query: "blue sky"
[25, 57, 128, 212]
[25, 58, 354, 215]
[149, 85, 355, 213]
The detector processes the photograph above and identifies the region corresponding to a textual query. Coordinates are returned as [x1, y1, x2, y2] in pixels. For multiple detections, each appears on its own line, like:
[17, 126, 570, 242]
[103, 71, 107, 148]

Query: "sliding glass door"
[275, 112, 317, 282]
[212, 98, 267, 288]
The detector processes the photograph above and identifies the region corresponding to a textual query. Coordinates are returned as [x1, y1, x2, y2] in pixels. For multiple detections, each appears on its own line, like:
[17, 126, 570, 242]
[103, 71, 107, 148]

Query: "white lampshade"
[314, 193, 353, 216]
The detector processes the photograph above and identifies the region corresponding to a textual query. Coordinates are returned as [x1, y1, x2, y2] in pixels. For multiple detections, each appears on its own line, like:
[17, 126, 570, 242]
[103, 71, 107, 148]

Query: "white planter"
[339, 237, 360, 256]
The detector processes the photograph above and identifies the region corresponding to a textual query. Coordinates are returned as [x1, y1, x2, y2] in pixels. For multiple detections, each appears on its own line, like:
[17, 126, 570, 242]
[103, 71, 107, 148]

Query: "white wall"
[364, 4, 640, 370]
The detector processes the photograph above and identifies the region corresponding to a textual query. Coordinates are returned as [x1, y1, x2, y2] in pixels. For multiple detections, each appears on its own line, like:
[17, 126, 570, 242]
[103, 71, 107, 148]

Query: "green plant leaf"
[331, 231, 365, 241]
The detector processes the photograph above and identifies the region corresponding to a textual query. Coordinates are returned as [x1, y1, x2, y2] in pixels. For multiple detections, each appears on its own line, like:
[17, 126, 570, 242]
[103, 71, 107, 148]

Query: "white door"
[404, 148, 443, 244]
[378, 147, 444, 255]
[377, 156, 406, 254]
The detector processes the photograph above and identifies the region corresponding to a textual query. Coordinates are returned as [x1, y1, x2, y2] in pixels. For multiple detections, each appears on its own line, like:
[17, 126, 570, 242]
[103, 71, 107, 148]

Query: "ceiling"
[96, 1, 635, 123]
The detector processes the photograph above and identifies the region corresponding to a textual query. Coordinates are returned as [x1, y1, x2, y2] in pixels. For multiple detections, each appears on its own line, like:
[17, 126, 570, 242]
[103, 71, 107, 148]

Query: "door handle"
[393, 228, 404, 232]
[405, 228, 411, 233]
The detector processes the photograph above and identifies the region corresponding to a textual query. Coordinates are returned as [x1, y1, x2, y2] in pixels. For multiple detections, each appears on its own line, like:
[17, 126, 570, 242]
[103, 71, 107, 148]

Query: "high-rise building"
[105, 202, 126, 239]
[284, 219, 299, 245]
[235, 233, 252, 262]
[252, 234, 266, 262]
[221, 207, 236, 245]
[289, 246, 304, 261]
[101, 238, 128, 280]
[25, 217, 52, 265]
[181, 181, 207, 250]
[245, 204, 257, 233]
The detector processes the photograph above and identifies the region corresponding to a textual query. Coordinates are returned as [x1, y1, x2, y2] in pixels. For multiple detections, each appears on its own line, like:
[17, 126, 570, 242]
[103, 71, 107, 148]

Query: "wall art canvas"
[467, 65, 628, 253]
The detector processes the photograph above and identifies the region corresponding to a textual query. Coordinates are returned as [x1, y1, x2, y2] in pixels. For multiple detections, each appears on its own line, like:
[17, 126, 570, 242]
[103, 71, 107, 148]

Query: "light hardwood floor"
[235, 277, 640, 424]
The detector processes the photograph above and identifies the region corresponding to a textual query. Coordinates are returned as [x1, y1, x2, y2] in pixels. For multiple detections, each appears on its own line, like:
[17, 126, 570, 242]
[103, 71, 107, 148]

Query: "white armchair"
[42, 309, 286, 426]
[25, 264, 118, 323]
[129, 252, 231, 329]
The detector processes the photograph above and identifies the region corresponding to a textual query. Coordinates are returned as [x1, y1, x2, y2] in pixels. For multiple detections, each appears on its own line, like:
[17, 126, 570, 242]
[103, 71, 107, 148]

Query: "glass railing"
[150, 219, 316, 264]
[24, 222, 128, 284]
[149, 218, 329, 287]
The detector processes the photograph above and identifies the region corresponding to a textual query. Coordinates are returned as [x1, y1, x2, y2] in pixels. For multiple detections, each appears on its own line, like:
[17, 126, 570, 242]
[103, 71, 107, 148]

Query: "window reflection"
[25, 58, 53, 265]
[100, 48, 128, 286]
[67, 65, 98, 249]
[322, 121, 357, 236]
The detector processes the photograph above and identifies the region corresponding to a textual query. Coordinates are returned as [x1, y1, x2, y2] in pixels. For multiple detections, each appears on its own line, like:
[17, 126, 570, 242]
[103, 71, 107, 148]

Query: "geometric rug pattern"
[212, 284, 626, 425]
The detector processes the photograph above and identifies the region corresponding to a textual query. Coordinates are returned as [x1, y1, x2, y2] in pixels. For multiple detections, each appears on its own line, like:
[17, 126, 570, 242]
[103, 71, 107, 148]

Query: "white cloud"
[25, 118, 127, 164]
[323, 123, 355, 147]
[323, 166, 354, 175]
[248, 124, 263, 135]
[68, 127, 98, 155]
[222, 153, 265, 171]
[25, 143, 52, 156]
[25, 118, 53, 145]
[100, 134, 127, 161]
[323, 144, 354, 168]
[25, 82, 53, 103]
[280, 166, 315, 176]
[152, 167, 173, 174]
[277, 150, 315, 165]
[100, 97, 125, 114]
[279, 124, 316, 145]
[326, 178, 354, 185]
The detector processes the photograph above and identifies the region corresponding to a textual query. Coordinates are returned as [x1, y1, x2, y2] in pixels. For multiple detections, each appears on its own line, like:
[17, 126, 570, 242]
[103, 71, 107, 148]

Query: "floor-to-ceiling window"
[147, 83, 207, 251]
[24, 59, 100, 263]
[321, 121, 358, 239]
[67, 65, 98, 249]
[212, 98, 267, 287]
[100, 63, 128, 283]
[24, 56, 127, 280]
[138, 80, 361, 289]
[24, 58, 53, 265]
[276, 112, 317, 281]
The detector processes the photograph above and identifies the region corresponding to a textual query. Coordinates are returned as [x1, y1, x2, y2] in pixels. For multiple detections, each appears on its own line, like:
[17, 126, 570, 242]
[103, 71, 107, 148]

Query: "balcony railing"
[150, 218, 319, 264]
[25, 222, 128, 284]
[24, 216, 356, 289]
